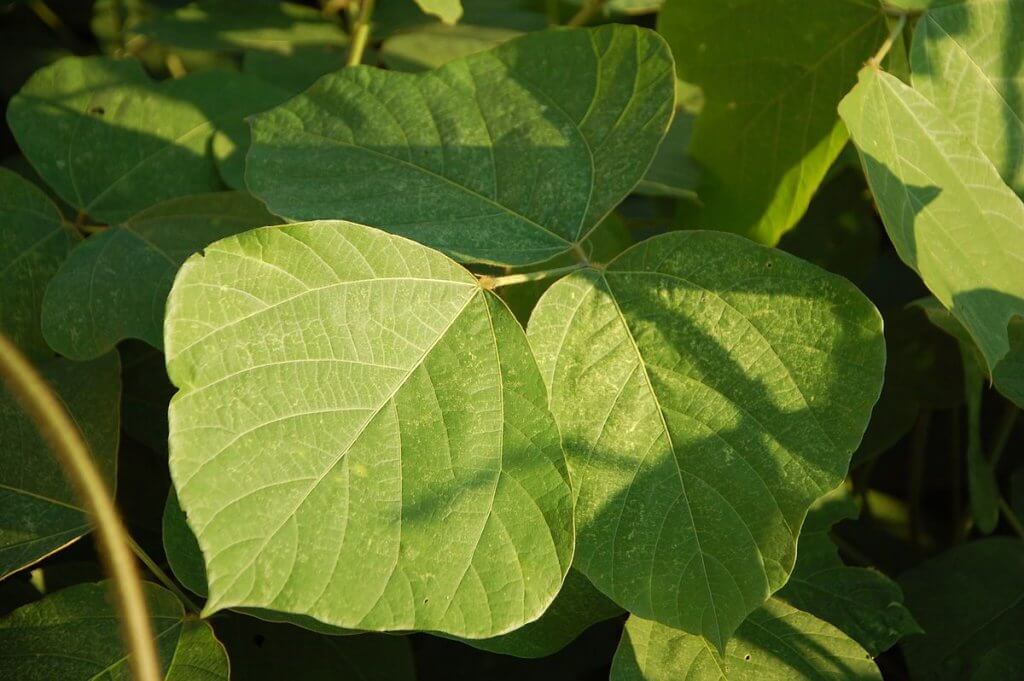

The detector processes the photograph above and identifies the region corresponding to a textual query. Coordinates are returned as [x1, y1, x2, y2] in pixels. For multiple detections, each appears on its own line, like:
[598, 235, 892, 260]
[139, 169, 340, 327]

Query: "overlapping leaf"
[657, 0, 888, 244]
[527, 230, 885, 647]
[41, 192, 279, 360]
[246, 25, 675, 266]
[839, 67, 1024, 407]
[165, 220, 574, 637]
[0, 353, 120, 579]
[0, 581, 228, 680]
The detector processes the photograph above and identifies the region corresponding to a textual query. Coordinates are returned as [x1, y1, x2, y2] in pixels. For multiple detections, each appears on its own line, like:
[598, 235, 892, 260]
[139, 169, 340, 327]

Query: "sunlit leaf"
[526, 230, 885, 647]
[246, 25, 675, 266]
[415, 0, 463, 25]
[380, 24, 521, 72]
[165, 220, 574, 637]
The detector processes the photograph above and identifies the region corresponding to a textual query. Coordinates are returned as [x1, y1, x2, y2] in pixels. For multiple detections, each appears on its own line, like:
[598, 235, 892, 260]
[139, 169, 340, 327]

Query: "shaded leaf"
[247, 25, 675, 266]
[380, 24, 521, 72]
[165, 220, 574, 637]
[0, 353, 120, 579]
[657, 0, 888, 244]
[0, 581, 228, 680]
[242, 48, 347, 92]
[41, 192, 279, 359]
[526, 230, 885, 647]
[633, 80, 702, 200]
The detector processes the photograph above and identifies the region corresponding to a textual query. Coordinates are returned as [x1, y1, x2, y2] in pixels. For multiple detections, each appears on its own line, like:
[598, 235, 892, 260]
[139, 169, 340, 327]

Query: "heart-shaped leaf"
[246, 25, 675, 266]
[527, 230, 885, 647]
[165, 220, 574, 637]
[41, 192, 279, 360]
[0, 353, 120, 579]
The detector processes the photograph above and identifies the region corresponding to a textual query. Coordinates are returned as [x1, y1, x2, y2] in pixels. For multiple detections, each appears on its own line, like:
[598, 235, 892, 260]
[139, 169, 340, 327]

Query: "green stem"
[567, 0, 605, 27]
[868, 12, 907, 68]
[479, 263, 587, 289]
[990, 403, 1018, 468]
[0, 334, 161, 681]
[346, 0, 375, 66]
[127, 535, 200, 613]
[998, 497, 1024, 540]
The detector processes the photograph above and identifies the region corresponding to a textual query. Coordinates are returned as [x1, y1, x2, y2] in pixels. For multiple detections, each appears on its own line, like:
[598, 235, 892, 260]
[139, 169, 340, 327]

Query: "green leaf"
[900, 538, 1024, 680]
[526, 230, 885, 647]
[910, 0, 1024, 197]
[380, 24, 522, 72]
[415, 0, 463, 25]
[633, 81, 702, 200]
[164, 220, 574, 637]
[215, 615, 416, 681]
[41, 192, 279, 360]
[7, 57, 285, 223]
[0, 581, 228, 680]
[777, 489, 920, 655]
[0, 168, 76, 359]
[610, 600, 882, 680]
[0, 353, 120, 579]
[839, 67, 1024, 402]
[133, 1, 348, 54]
[462, 569, 623, 658]
[163, 487, 208, 598]
[246, 25, 676, 266]
[242, 48, 348, 92]
[657, 0, 889, 244]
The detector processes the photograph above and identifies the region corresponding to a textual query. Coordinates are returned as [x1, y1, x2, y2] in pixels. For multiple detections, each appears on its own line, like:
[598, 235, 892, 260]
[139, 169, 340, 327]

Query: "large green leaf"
[839, 67, 1024, 404]
[777, 489, 920, 656]
[526, 230, 885, 647]
[164, 220, 574, 637]
[900, 538, 1024, 680]
[0, 353, 120, 579]
[0, 581, 228, 680]
[41, 192, 279, 360]
[133, 1, 348, 54]
[0, 168, 76, 359]
[246, 25, 675, 266]
[7, 57, 285, 223]
[910, 0, 1024, 197]
[610, 600, 881, 680]
[657, 0, 888, 244]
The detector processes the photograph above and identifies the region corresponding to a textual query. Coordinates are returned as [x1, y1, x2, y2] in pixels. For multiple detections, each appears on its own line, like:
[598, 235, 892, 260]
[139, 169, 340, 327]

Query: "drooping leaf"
[380, 24, 521, 72]
[215, 614, 416, 681]
[526, 230, 885, 647]
[900, 538, 1024, 680]
[41, 192, 279, 360]
[910, 0, 1024, 197]
[839, 67, 1024, 405]
[610, 600, 882, 680]
[246, 25, 676, 266]
[0, 353, 120, 579]
[462, 569, 623, 658]
[133, 1, 348, 54]
[0, 168, 76, 359]
[777, 489, 920, 656]
[7, 57, 287, 223]
[164, 220, 574, 637]
[657, 0, 888, 244]
[0, 581, 228, 680]
[415, 0, 463, 25]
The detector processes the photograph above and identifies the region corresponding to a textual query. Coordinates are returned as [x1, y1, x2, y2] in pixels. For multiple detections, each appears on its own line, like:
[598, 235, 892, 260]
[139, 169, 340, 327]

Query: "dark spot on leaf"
[744, 654, 751, 661]
[89, 106, 105, 116]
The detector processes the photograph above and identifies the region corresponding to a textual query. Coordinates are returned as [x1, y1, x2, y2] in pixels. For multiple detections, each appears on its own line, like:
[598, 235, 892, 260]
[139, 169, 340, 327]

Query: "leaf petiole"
[126, 534, 201, 614]
[478, 263, 588, 290]
[346, 0, 375, 66]
[868, 12, 907, 69]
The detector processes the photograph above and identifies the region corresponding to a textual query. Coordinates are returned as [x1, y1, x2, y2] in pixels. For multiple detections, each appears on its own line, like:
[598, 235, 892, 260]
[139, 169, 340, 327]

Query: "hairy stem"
[346, 0, 376, 66]
[478, 263, 587, 290]
[0, 334, 160, 681]
[127, 535, 200, 614]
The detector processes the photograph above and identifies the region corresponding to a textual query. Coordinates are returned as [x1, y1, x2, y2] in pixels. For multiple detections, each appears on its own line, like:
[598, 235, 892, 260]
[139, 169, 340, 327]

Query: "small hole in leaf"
[253, 634, 265, 648]
[423, 598, 429, 604]
[744, 654, 751, 661]
[89, 106, 105, 115]
[766, 261, 773, 269]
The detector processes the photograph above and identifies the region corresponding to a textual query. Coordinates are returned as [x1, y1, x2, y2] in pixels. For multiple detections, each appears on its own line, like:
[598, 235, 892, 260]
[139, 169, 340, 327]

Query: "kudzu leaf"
[0, 168, 76, 359]
[911, 0, 1024, 197]
[215, 615, 416, 681]
[41, 192, 279, 360]
[526, 230, 885, 648]
[776, 489, 920, 655]
[900, 538, 1024, 680]
[610, 600, 881, 680]
[0, 353, 120, 579]
[462, 569, 623, 658]
[247, 25, 675, 266]
[415, 0, 463, 25]
[164, 220, 574, 637]
[839, 67, 1024, 406]
[380, 24, 522, 72]
[0, 581, 228, 680]
[7, 57, 285, 223]
[657, 0, 888, 244]
[133, 1, 348, 54]
[633, 80, 702, 200]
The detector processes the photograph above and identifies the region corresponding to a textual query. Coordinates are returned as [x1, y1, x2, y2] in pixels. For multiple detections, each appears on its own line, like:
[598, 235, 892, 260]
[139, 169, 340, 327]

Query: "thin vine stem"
[567, 0, 606, 27]
[346, 0, 376, 66]
[478, 263, 588, 290]
[127, 535, 201, 614]
[868, 12, 907, 68]
[0, 334, 161, 681]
